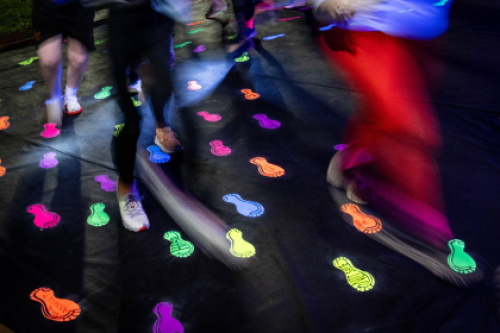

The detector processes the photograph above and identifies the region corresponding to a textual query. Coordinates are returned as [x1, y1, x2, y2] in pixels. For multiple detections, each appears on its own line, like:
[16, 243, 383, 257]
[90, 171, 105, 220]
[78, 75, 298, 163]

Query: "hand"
[317, 0, 356, 24]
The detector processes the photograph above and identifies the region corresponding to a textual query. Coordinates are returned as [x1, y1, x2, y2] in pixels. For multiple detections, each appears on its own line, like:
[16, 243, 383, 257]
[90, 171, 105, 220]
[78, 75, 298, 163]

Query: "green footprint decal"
[187, 29, 205, 34]
[163, 231, 194, 258]
[235, 52, 250, 63]
[131, 97, 142, 107]
[19, 57, 39, 66]
[227, 34, 237, 40]
[94, 86, 112, 99]
[87, 203, 110, 227]
[174, 41, 192, 49]
[95, 38, 108, 45]
[448, 239, 476, 274]
[114, 124, 124, 137]
[333, 257, 375, 292]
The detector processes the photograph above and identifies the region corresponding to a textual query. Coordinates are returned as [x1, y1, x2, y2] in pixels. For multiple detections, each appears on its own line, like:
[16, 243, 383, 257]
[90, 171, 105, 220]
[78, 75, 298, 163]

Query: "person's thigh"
[37, 33, 63, 65]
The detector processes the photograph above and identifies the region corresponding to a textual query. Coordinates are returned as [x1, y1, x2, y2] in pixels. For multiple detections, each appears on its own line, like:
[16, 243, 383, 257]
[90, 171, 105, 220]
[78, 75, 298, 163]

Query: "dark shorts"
[33, 0, 95, 52]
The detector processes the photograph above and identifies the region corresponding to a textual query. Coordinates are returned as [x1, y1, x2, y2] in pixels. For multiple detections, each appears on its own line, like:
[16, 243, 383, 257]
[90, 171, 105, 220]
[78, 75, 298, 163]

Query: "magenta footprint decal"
[27, 204, 60, 228]
[39, 152, 58, 169]
[197, 111, 221, 122]
[41, 123, 60, 138]
[253, 114, 281, 129]
[210, 140, 231, 156]
[193, 45, 206, 53]
[153, 302, 184, 333]
[94, 175, 117, 192]
[334, 144, 348, 151]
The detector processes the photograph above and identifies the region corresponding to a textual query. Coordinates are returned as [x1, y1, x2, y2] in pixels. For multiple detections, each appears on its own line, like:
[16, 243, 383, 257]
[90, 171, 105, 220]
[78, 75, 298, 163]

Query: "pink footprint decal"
[197, 111, 221, 122]
[210, 140, 231, 156]
[94, 175, 117, 192]
[27, 204, 60, 228]
[39, 152, 58, 169]
[41, 123, 60, 138]
[253, 114, 280, 129]
[334, 144, 348, 151]
[153, 302, 184, 333]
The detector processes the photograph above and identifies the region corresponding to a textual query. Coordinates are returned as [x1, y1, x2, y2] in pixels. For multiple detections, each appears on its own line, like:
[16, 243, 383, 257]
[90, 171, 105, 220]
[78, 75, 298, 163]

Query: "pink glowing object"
[39, 152, 58, 169]
[27, 204, 60, 228]
[193, 45, 206, 53]
[153, 302, 184, 333]
[279, 16, 301, 21]
[253, 114, 280, 129]
[197, 111, 221, 122]
[334, 144, 348, 151]
[41, 123, 60, 138]
[94, 175, 117, 192]
[210, 140, 231, 156]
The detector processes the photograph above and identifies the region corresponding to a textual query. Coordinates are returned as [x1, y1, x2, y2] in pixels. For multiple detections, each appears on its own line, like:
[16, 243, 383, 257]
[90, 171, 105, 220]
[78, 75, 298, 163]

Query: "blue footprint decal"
[19, 81, 35, 91]
[223, 194, 264, 218]
[147, 145, 171, 163]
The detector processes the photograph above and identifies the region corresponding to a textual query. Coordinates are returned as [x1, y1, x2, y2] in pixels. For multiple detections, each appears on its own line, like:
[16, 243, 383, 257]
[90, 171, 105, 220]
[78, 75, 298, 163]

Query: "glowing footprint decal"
[250, 157, 285, 178]
[188, 81, 201, 90]
[333, 257, 375, 292]
[193, 45, 206, 53]
[210, 140, 231, 156]
[253, 114, 280, 129]
[197, 111, 221, 122]
[87, 203, 110, 227]
[174, 41, 192, 49]
[241, 89, 259, 100]
[263, 33, 285, 40]
[163, 231, 194, 258]
[334, 144, 348, 151]
[131, 97, 142, 107]
[19, 57, 39, 66]
[235, 52, 250, 63]
[187, 28, 205, 34]
[19, 81, 35, 91]
[41, 123, 60, 138]
[0, 159, 5, 177]
[39, 152, 58, 169]
[448, 239, 476, 274]
[94, 86, 112, 99]
[28, 204, 60, 228]
[0, 116, 10, 130]
[114, 124, 124, 137]
[30, 288, 81, 322]
[94, 38, 108, 45]
[147, 145, 171, 163]
[153, 302, 184, 333]
[223, 194, 264, 218]
[226, 228, 256, 258]
[94, 175, 117, 192]
[341, 203, 382, 234]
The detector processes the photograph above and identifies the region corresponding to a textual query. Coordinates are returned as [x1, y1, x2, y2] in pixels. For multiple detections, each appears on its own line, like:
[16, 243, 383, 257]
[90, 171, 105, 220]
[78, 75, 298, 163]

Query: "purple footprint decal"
[39, 152, 58, 169]
[153, 302, 184, 333]
[94, 175, 117, 192]
[253, 114, 280, 129]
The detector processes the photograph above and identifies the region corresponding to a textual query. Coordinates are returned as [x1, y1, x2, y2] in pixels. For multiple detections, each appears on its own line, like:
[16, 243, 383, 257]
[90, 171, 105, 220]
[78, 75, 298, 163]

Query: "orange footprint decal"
[341, 203, 382, 233]
[0, 159, 5, 177]
[0, 116, 9, 130]
[30, 288, 81, 321]
[250, 157, 285, 178]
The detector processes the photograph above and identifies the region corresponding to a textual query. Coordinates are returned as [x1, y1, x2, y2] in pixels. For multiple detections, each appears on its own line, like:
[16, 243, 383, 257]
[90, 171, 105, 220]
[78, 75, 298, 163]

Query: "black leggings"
[109, 6, 174, 184]
[231, 0, 256, 28]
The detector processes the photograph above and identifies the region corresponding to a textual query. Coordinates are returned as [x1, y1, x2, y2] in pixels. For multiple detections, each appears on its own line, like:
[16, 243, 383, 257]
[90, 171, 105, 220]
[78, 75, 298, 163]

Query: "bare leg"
[66, 37, 89, 90]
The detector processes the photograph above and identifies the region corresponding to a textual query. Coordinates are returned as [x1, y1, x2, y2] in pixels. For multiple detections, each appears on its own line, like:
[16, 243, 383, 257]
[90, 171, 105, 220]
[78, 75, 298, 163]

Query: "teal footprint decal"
[163, 231, 194, 258]
[147, 145, 171, 163]
[223, 194, 264, 218]
[94, 86, 112, 99]
[448, 239, 476, 274]
[87, 203, 110, 227]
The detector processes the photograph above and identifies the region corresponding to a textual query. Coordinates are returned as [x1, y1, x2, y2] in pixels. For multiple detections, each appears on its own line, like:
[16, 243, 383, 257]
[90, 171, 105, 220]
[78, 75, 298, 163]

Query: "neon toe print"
[235, 52, 250, 63]
[19, 81, 35, 91]
[197, 111, 221, 122]
[28, 204, 60, 228]
[187, 20, 205, 25]
[448, 239, 476, 274]
[114, 124, 124, 137]
[250, 157, 285, 178]
[188, 81, 201, 90]
[41, 123, 60, 138]
[241, 89, 259, 100]
[333, 257, 375, 292]
[163, 231, 194, 258]
[39, 152, 58, 169]
[0, 116, 10, 130]
[334, 144, 348, 151]
[226, 228, 256, 258]
[30, 288, 81, 321]
[187, 28, 205, 34]
[0, 159, 5, 177]
[253, 114, 280, 129]
[193, 45, 206, 53]
[94, 38, 108, 45]
[174, 41, 192, 49]
[147, 145, 171, 163]
[87, 203, 110, 227]
[94, 86, 112, 99]
[210, 140, 231, 156]
[94, 175, 117, 192]
[153, 302, 184, 333]
[19, 57, 39, 66]
[223, 194, 264, 218]
[341, 204, 382, 233]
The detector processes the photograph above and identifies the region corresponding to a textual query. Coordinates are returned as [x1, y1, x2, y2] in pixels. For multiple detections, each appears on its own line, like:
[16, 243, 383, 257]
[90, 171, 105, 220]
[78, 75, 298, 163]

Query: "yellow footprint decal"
[226, 228, 256, 258]
[333, 257, 374, 292]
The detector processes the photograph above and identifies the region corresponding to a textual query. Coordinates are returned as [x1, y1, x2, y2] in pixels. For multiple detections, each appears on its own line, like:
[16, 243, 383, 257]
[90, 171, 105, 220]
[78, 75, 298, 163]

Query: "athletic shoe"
[154, 127, 183, 153]
[117, 184, 150, 232]
[128, 80, 142, 94]
[206, 0, 228, 18]
[63, 95, 82, 115]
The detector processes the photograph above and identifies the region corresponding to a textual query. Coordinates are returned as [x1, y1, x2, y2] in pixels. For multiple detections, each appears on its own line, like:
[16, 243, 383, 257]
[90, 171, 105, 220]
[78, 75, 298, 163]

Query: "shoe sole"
[65, 106, 82, 116]
[154, 136, 183, 154]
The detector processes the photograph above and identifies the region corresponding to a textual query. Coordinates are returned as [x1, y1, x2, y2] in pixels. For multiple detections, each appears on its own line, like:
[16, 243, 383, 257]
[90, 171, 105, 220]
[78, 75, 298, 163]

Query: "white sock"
[65, 86, 77, 97]
[45, 96, 62, 106]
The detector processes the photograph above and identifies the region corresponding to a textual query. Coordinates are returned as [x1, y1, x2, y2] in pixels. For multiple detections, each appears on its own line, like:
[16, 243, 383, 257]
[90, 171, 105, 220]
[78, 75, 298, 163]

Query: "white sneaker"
[128, 80, 142, 94]
[63, 95, 82, 115]
[117, 186, 150, 232]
